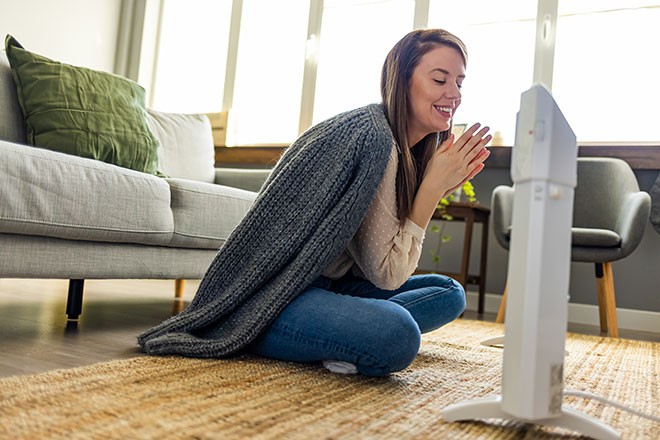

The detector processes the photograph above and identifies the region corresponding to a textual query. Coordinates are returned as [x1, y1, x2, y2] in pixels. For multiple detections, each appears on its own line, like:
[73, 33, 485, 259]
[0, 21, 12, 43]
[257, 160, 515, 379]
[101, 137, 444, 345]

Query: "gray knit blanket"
[137, 104, 393, 357]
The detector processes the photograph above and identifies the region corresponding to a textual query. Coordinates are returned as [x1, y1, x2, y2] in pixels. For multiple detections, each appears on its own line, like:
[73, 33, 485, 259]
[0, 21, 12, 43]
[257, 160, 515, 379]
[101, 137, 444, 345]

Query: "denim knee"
[446, 277, 467, 319]
[356, 304, 421, 377]
[425, 274, 466, 318]
[391, 274, 467, 334]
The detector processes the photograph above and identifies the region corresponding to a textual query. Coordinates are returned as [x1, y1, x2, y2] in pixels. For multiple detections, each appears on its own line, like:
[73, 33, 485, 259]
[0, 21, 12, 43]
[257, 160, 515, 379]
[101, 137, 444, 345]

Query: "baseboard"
[465, 291, 660, 334]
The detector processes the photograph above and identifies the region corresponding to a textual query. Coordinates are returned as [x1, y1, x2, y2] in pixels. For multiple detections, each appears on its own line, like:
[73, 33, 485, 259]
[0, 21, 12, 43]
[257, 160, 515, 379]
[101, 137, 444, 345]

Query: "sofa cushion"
[0, 140, 174, 245]
[4, 35, 160, 174]
[146, 109, 216, 183]
[166, 178, 256, 249]
[0, 49, 27, 144]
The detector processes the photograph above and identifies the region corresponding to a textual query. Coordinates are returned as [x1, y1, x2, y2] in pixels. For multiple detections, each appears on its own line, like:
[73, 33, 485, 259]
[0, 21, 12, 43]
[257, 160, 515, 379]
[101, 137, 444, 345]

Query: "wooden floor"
[0, 278, 657, 379]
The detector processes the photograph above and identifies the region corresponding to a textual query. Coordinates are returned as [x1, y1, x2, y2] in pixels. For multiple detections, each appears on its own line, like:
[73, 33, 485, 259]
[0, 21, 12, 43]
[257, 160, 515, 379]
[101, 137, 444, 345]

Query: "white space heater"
[442, 84, 620, 439]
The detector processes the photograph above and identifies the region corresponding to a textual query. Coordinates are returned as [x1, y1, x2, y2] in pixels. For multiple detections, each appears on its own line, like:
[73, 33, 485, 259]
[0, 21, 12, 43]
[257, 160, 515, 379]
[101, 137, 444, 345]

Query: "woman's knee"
[433, 276, 467, 326]
[445, 276, 467, 318]
[356, 303, 421, 376]
[393, 274, 466, 333]
[425, 274, 465, 311]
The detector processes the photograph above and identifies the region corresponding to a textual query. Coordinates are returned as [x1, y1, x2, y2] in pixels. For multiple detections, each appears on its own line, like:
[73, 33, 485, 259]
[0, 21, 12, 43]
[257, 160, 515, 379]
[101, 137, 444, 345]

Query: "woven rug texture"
[0, 319, 658, 439]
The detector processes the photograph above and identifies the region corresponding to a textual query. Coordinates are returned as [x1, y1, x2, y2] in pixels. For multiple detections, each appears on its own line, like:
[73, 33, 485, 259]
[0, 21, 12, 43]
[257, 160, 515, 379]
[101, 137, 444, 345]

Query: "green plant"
[429, 181, 478, 272]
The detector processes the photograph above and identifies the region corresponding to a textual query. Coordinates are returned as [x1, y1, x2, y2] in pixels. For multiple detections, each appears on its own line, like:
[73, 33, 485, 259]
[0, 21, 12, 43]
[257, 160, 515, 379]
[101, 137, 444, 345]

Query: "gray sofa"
[0, 50, 270, 321]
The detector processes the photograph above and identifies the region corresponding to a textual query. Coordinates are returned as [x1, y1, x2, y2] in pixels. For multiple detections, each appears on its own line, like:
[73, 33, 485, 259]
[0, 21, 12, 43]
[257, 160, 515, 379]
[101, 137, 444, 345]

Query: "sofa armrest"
[214, 167, 271, 193]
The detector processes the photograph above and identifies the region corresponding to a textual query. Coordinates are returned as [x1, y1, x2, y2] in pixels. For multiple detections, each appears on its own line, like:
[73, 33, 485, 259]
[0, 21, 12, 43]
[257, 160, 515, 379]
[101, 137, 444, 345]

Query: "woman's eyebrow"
[430, 68, 465, 79]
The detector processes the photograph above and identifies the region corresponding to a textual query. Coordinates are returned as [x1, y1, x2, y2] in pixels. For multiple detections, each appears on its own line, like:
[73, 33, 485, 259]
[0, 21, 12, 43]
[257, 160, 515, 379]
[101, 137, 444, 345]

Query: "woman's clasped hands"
[425, 122, 492, 198]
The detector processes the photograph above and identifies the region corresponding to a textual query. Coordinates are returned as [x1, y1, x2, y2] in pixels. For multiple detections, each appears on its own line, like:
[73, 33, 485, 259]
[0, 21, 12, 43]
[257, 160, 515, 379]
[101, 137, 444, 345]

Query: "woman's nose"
[447, 83, 462, 99]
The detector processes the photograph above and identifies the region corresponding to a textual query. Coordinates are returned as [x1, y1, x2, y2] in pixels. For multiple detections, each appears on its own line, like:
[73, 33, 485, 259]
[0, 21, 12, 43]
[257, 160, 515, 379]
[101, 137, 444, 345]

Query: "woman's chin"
[436, 123, 451, 132]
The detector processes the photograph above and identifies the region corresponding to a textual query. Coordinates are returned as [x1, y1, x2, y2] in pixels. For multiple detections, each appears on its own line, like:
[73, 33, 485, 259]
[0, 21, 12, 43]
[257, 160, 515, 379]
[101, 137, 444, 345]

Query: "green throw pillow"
[4, 34, 160, 174]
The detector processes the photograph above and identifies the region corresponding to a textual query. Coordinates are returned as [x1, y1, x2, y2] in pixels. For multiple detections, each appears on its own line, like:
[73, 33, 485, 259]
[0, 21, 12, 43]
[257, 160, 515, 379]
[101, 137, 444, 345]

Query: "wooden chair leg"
[595, 262, 619, 337]
[595, 263, 609, 333]
[495, 282, 507, 323]
[174, 279, 185, 300]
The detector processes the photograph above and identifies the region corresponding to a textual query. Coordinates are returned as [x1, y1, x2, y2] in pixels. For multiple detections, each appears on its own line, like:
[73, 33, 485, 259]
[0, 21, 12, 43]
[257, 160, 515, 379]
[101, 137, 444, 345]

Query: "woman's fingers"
[455, 123, 486, 149]
[431, 123, 491, 191]
[445, 162, 483, 196]
[457, 122, 487, 144]
[438, 123, 490, 156]
[466, 147, 490, 168]
[460, 165, 484, 192]
[462, 123, 482, 139]
[436, 133, 455, 154]
[448, 159, 487, 196]
[466, 137, 492, 165]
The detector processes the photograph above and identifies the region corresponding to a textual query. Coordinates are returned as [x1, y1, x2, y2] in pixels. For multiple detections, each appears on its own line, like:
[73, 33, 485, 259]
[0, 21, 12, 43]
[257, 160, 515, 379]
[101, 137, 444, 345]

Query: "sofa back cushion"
[4, 35, 161, 175]
[146, 109, 216, 183]
[0, 49, 27, 144]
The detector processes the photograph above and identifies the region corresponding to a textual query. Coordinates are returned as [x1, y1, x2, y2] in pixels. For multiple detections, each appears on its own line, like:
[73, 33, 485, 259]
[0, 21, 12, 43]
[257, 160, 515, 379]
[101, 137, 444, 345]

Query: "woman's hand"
[409, 123, 491, 230]
[424, 123, 492, 198]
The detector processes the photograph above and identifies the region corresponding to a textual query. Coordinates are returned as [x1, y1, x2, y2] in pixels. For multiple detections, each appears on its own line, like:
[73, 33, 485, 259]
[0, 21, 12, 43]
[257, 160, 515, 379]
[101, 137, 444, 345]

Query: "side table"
[420, 201, 491, 314]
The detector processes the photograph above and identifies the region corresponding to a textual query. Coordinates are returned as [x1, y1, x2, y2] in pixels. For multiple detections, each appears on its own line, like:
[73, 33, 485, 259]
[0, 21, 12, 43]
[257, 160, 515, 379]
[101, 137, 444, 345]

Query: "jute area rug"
[1, 319, 657, 439]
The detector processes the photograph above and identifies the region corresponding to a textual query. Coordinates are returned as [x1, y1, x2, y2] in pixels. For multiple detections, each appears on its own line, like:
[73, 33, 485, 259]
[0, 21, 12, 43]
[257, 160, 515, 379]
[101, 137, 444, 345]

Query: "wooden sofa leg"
[171, 280, 186, 315]
[175, 279, 185, 299]
[66, 279, 85, 321]
[495, 282, 507, 324]
[595, 262, 619, 337]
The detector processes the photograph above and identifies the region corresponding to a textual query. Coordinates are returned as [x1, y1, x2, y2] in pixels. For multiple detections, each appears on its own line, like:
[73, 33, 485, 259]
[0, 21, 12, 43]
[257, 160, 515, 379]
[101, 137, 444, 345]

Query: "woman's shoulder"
[293, 104, 393, 159]
[314, 103, 388, 133]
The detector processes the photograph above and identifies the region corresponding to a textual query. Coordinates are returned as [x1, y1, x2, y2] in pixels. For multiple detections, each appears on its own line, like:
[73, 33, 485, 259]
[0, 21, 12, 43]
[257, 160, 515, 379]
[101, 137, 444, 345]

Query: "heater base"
[480, 335, 505, 347]
[442, 396, 620, 440]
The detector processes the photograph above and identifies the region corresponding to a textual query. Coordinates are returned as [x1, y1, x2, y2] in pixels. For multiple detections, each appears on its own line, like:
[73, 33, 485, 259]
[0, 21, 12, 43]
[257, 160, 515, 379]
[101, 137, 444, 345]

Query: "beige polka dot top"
[323, 142, 426, 290]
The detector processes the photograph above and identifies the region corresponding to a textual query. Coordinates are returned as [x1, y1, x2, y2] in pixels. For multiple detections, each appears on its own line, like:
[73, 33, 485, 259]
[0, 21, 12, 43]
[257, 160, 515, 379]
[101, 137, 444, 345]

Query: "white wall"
[0, 0, 122, 72]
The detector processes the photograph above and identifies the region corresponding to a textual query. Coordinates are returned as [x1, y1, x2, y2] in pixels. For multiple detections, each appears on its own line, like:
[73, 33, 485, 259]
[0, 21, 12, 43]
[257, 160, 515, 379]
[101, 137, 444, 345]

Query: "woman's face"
[407, 45, 465, 147]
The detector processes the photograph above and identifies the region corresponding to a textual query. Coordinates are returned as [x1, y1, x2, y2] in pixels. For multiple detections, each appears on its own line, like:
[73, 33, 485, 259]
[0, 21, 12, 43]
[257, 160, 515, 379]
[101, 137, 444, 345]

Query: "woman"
[138, 29, 491, 376]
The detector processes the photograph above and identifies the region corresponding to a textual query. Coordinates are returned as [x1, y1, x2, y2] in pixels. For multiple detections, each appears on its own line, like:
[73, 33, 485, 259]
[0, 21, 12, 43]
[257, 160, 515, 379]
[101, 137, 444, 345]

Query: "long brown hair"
[380, 29, 467, 223]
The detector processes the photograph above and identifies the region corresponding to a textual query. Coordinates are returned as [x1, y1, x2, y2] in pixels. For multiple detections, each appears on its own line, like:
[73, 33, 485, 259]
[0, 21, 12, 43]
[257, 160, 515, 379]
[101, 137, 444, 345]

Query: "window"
[553, 1, 660, 143]
[144, 0, 660, 145]
[149, 0, 232, 114]
[312, 0, 415, 125]
[228, 0, 310, 145]
[428, 0, 537, 146]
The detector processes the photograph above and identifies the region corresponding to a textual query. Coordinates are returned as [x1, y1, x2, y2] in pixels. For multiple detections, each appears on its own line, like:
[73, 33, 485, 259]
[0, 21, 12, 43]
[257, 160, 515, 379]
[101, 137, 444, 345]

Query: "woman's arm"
[409, 123, 492, 230]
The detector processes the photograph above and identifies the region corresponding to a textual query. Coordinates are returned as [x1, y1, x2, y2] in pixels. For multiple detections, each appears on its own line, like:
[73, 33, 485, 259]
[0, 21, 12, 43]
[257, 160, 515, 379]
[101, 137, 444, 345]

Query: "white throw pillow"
[146, 109, 216, 183]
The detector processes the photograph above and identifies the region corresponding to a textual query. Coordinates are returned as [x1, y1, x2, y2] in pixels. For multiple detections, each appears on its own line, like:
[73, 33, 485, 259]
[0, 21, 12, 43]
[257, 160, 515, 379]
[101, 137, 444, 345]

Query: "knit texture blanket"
[137, 104, 393, 357]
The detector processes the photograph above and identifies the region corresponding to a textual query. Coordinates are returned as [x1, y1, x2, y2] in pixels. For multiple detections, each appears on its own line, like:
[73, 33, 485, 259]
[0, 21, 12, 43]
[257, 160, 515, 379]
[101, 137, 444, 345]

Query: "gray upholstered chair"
[491, 157, 651, 337]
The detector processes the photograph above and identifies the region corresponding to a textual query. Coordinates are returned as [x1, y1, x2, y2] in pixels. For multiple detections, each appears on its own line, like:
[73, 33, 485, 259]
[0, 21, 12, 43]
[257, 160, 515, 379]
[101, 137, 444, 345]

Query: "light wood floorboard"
[0, 278, 657, 379]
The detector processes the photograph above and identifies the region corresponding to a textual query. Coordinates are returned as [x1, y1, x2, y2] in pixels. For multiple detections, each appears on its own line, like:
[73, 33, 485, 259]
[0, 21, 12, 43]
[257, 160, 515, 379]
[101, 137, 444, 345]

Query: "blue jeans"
[246, 273, 466, 376]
